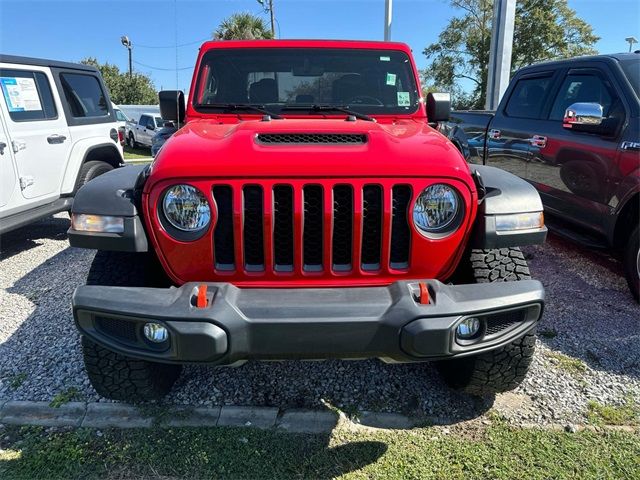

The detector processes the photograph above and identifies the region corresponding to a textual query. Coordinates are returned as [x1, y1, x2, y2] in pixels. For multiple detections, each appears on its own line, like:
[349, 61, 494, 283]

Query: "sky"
[1, 0, 638, 94]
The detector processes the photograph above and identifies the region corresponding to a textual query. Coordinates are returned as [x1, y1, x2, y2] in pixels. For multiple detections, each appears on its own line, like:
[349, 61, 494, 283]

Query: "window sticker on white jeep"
[397, 91, 410, 106]
[386, 73, 397, 86]
[379, 56, 391, 62]
[0, 77, 42, 112]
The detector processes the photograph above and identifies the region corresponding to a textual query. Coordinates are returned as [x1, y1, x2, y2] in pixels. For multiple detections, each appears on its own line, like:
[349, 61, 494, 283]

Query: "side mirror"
[147, 123, 155, 131]
[159, 90, 185, 123]
[426, 92, 451, 123]
[563, 102, 603, 129]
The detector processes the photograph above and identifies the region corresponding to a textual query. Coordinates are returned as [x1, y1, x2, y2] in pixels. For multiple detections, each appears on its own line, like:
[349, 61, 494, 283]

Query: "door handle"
[47, 134, 67, 144]
[0, 141, 6, 155]
[488, 129, 501, 140]
[528, 135, 547, 148]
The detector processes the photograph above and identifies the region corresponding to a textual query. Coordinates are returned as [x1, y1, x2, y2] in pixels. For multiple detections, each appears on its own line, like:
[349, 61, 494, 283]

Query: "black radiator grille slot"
[485, 310, 525, 336]
[213, 186, 235, 270]
[361, 185, 383, 270]
[390, 185, 412, 269]
[257, 133, 367, 145]
[273, 185, 294, 271]
[243, 185, 264, 271]
[96, 316, 137, 343]
[303, 185, 323, 271]
[332, 185, 353, 270]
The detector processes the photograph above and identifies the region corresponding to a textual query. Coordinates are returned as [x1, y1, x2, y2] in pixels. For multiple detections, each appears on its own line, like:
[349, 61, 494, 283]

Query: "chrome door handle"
[0, 141, 6, 155]
[488, 129, 501, 140]
[47, 134, 67, 144]
[528, 135, 547, 148]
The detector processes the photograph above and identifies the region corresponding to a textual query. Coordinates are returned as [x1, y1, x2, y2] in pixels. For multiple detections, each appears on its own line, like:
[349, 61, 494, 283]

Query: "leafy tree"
[80, 57, 157, 105]
[423, 0, 599, 109]
[213, 12, 273, 40]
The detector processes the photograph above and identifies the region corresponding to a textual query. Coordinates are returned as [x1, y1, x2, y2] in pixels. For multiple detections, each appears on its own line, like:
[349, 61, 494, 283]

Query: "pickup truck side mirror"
[159, 90, 185, 123]
[563, 102, 603, 129]
[426, 92, 451, 123]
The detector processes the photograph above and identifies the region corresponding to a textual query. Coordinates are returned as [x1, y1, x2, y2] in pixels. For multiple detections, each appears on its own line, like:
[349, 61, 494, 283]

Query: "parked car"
[111, 102, 128, 147]
[440, 52, 640, 301]
[68, 39, 547, 402]
[0, 54, 123, 234]
[125, 113, 164, 149]
[151, 121, 178, 157]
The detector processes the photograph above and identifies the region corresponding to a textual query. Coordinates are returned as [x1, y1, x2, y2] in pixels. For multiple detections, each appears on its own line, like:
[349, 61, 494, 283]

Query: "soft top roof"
[0, 54, 99, 72]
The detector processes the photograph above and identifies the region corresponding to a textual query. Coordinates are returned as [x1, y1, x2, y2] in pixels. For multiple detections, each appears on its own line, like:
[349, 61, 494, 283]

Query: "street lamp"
[121, 35, 132, 77]
[625, 36, 638, 53]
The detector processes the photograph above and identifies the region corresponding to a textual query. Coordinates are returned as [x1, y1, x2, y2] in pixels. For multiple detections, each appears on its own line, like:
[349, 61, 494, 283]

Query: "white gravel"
[1, 213, 639, 426]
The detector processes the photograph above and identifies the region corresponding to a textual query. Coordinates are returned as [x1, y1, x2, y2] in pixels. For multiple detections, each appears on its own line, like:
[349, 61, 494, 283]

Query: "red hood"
[146, 118, 471, 189]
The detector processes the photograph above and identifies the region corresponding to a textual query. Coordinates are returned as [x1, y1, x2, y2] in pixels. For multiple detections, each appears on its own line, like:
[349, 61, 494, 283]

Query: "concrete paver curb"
[277, 409, 338, 433]
[217, 406, 279, 429]
[82, 403, 153, 428]
[0, 401, 86, 427]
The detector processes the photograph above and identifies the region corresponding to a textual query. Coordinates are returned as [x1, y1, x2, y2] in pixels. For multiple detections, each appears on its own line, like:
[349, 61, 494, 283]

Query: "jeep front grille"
[210, 182, 412, 275]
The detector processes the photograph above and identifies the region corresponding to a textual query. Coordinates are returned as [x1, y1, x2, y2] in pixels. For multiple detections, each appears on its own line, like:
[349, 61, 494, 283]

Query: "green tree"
[80, 57, 157, 104]
[213, 12, 273, 40]
[423, 0, 599, 109]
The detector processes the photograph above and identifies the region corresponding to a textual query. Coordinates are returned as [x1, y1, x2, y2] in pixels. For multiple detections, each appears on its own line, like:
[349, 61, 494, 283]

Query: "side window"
[146, 117, 156, 129]
[0, 69, 57, 121]
[115, 110, 128, 122]
[549, 73, 615, 121]
[59, 72, 109, 118]
[504, 76, 553, 119]
[139, 115, 148, 126]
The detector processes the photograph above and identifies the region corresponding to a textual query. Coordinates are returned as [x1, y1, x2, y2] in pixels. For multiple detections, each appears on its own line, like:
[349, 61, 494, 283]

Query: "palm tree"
[213, 13, 273, 40]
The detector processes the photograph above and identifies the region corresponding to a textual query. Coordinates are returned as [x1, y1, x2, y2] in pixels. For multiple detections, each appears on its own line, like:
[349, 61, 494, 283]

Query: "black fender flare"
[68, 165, 149, 252]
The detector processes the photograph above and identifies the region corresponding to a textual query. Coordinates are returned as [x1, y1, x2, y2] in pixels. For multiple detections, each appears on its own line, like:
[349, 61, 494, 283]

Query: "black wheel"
[435, 247, 536, 395]
[72, 160, 113, 195]
[128, 132, 137, 149]
[81, 251, 180, 401]
[623, 226, 640, 302]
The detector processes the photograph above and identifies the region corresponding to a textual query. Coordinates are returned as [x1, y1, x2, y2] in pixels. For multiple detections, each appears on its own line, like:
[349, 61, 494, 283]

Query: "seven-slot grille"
[211, 183, 412, 274]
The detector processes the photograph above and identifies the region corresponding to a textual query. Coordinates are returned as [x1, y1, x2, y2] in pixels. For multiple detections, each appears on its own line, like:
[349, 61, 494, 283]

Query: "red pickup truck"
[67, 40, 547, 401]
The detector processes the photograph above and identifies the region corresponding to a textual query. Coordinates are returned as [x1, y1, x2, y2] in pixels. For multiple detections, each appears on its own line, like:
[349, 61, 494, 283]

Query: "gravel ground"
[1, 213, 639, 427]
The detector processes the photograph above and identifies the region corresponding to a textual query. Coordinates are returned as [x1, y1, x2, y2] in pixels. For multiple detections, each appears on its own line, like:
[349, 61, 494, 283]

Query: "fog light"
[143, 323, 168, 343]
[71, 214, 124, 233]
[456, 317, 481, 339]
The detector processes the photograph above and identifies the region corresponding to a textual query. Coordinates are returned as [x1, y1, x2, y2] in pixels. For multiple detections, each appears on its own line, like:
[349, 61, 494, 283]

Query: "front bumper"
[72, 280, 544, 365]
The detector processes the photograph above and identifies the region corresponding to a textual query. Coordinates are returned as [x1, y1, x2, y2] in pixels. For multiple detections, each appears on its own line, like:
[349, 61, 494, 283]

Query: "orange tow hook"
[197, 284, 208, 308]
[419, 282, 430, 305]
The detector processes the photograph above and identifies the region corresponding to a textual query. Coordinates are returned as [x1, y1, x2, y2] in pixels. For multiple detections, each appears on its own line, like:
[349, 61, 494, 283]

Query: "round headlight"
[162, 185, 211, 232]
[413, 184, 461, 235]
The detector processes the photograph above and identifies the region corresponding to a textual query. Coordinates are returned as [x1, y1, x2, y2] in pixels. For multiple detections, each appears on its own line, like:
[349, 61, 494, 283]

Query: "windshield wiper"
[281, 104, 374, 122]
[195, 103, 283, 119]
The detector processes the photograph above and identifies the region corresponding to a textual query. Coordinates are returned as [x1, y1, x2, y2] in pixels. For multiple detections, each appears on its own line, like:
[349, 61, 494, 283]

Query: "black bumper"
[72, 280, 544, 365]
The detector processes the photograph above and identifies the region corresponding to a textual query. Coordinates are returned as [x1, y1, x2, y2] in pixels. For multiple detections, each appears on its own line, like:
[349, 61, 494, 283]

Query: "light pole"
[121, 35, 132, 77]
[625, 36, 638, 52]
[384, 0, 392, 41]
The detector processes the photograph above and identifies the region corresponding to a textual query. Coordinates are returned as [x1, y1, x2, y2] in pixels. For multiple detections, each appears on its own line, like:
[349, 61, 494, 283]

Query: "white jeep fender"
[60, 137, 123, 194]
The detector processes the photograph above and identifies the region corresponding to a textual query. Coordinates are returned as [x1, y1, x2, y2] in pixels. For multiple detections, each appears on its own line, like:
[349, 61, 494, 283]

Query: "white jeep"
[0, 55, 123, 234]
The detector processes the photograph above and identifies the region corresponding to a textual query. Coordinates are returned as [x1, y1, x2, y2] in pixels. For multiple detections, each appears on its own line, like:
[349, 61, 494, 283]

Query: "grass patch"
[1, 422, 639, 479]
[49, 387, 79, 408]
[123, 146, 151, 160]
[587, 398, 640, 426]
[545, 351, 587, 376]
[8, 373, 27, 390]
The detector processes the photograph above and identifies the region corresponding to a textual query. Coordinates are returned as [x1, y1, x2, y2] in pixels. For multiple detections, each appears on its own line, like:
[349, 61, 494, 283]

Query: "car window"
[115, 109, 128, 122]
[139, 115, 148, 125]
[60, 73, 109, 118]
[0, 69, 57, 122]
[504, 76, 553, 119]
[146, 117, 156, 129]
[549, 73, 615, 120]
[155, 117, 164, 127]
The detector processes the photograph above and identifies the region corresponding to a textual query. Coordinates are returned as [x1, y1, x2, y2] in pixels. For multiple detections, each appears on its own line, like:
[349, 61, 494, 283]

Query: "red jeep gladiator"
[68, 40, 547, 401]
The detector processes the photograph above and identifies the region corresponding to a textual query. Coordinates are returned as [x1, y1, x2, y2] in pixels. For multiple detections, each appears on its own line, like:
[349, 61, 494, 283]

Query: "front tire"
[435, 248, 536, 395]
[81, 251, 180, 401]
[128, 132, 137, 149]
[72, 160, 113, 195]
[623, 226, 640, 302]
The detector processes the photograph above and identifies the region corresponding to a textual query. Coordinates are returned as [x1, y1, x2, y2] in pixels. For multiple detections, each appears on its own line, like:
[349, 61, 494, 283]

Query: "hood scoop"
[256, 133, 367, 145]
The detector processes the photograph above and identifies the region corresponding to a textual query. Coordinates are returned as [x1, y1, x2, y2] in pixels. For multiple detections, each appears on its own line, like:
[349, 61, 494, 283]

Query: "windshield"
[620, 58, 639, 98]
[194, 48, 420, 115]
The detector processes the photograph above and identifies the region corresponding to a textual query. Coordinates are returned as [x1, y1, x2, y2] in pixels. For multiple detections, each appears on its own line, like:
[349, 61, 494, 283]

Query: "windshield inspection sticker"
[397, 91, 410, 107]
[0, 77, 42, 112]
[380, 56, 391, 62]
[386, 73, 397, 86]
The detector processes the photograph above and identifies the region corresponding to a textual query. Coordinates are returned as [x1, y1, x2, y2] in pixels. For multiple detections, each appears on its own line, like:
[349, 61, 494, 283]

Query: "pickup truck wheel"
[435, 247, 536, 395]
[72, 160, 113, 195]
[623, 226, 640, 302]
[128, 132, 137, 149]
[82, 251, 180, 401]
